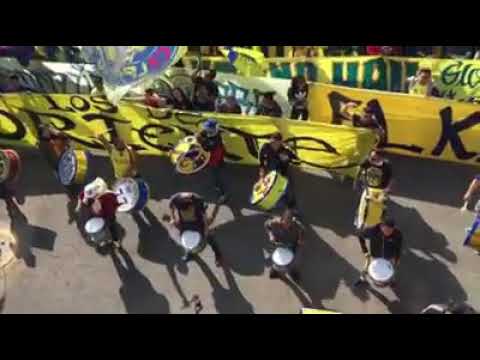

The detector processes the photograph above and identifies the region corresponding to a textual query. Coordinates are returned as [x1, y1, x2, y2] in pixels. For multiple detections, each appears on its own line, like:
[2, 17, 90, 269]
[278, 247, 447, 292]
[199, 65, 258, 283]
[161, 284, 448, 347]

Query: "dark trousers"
[291, 107, 309, 121]
[285, 172, 297, 209]
[209, 163, 227, 197]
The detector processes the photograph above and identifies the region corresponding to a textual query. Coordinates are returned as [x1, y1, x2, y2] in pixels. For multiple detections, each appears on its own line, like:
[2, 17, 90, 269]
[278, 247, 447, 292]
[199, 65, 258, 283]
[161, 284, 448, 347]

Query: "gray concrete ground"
[1, 150, 479, 314]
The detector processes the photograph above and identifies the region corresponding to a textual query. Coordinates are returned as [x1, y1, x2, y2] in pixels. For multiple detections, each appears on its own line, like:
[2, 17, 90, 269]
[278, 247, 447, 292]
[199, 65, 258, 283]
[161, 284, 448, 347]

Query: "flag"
[218, 46, 267, 77]
[81, 46, 187, 104]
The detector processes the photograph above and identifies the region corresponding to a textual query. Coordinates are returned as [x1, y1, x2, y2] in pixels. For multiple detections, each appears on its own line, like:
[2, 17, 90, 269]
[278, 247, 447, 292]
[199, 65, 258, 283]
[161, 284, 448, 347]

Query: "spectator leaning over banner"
[218, 96, 242, 114]
[191, 69, 219, 112]
[256, 92, 283, 118]
[144, 88, 167, 108]
[287, 76, 309, 120]
[170, 87, 193, 111]
[407, 68, 440, 97]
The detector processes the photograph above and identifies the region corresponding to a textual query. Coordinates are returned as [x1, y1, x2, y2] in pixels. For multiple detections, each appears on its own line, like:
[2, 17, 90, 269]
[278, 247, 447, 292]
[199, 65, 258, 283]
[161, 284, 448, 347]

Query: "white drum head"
[272, 247, 294, 267]
[85, 217, 105, 234]
[368, 258, 394, 282]
[113, 178, 139, 212]
[181, 231, 201, 250]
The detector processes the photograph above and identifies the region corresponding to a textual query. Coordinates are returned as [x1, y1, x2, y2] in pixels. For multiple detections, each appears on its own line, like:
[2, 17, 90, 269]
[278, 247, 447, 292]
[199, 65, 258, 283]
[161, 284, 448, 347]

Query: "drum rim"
[368, 258, 394, 282]
[113, 177, 140, 212]
[251, 171, 280, 206]
[0, 150, 11, 182]
[58, 149, 78, 185]
[272, 246, 294, 266]
[175, 149, 210, 175]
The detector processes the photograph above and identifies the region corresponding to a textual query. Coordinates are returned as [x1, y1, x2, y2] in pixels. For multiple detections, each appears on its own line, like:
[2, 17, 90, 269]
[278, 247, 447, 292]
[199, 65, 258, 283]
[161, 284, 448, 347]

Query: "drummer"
[97, 131, 139, 181]
[76, 178, 122, 248]
[354, 217, 403, 287]
[264, 209, 305, 280]
[36, 124, 80, 199]
[167, 192, 223, 266]
[259, 132, 299, 211]
[196, 118, 228, 202]
[355, 149, 393, 193]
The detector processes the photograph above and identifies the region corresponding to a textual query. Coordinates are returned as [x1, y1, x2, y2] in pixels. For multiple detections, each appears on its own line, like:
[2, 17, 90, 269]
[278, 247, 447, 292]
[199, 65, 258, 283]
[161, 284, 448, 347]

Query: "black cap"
[383, 217, 396, 228]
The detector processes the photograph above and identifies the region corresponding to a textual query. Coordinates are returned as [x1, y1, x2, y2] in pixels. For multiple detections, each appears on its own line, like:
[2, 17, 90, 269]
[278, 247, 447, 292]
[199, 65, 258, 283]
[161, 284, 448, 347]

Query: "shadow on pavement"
[110, 246, 170, 314]
[213, 212, 269, 276]
[295, 225, 369, 309]
[195, 256, 254, 314]
[386, 153, 478, 208]
[389, 201, 457, 264]
[6, 199, 56, 268]
[132, 206, 190, 308]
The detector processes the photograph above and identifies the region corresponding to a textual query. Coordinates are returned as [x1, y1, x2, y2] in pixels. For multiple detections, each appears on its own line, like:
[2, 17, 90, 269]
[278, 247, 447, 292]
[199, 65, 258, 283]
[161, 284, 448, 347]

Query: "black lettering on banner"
[90, 95, 118, 114]
[22, 110, 77, 132]
[327, 91, 424, 154]
[43, 94, 75, 113]
[70, 95, 90, 112]
[146, 107, 172, 121]
[432, 107, 480, 160]
[135, 124, 175, 152]
[82, 113, 130, 134]
[0, 110, 27, 140]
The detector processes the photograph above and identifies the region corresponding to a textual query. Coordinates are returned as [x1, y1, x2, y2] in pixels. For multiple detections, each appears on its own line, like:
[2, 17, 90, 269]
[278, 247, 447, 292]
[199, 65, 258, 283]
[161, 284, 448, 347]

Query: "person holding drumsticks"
[77, 178, 122, 248]
[164, 192, 224, 266]
[97, 131, 139, 181]
[265, 209, 305, 280]
[354, 217, 403, 287]
[196, 119, 228, 202]
[259, 132, 300, 211]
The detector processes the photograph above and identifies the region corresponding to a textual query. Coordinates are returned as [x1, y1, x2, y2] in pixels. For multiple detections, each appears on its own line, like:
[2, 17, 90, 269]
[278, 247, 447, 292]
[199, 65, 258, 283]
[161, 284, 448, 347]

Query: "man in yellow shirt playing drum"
[97, 131, 139, 181]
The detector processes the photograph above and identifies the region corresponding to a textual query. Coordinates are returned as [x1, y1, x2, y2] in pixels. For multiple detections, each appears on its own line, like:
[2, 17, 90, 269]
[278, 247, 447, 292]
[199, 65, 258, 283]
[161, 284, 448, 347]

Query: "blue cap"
[202, 119, 219, 136]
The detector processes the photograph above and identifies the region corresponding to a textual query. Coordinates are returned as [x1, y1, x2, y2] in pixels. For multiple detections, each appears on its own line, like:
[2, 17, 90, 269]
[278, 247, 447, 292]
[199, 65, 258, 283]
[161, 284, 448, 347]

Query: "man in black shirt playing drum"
[356, 149, 393, 193]
[259, 132, 300, 211]
[354, 217, 403, 287]
[165, 192, 223, 266]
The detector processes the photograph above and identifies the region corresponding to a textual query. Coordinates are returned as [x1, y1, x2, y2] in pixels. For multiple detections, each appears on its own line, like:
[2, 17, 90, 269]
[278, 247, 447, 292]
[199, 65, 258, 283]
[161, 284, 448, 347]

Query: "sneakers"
[269, 269, 280, 279]
[182, 253, 193, 263]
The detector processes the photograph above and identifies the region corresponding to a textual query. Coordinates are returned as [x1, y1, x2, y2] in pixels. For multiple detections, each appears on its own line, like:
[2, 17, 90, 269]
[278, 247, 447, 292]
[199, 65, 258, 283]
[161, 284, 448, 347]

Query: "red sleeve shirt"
[80, 191, 120, 219]
[366, 46, 382, 55]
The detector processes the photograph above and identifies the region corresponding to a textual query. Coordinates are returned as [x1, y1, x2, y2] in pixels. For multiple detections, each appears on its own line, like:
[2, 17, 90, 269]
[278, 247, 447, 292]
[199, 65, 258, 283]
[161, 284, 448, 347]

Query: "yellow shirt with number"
[110, 147, 135, 179]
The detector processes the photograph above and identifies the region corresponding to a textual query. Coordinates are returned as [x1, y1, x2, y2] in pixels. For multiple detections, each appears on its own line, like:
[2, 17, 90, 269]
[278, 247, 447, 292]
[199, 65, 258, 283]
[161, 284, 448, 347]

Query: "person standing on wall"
[256, 92, 283, 118]
[287, 76, 309, 121]
[407, 68, 440, 97]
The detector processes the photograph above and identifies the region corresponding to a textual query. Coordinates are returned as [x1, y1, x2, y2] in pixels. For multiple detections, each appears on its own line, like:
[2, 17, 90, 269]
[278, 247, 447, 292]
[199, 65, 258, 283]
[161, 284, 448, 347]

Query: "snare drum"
[171, 136, 211, 175]
[250, 171, 289, 211]
[367, 258, 395, 288]
[355, 187, 387, 230]
[181, 230, 206, 255]
[272, 246, 295, 273]
[58, 149, 89, 186]
[113, 177, 150, 213]
[84, 217, 111, 247]
[0, 149, 21, 184]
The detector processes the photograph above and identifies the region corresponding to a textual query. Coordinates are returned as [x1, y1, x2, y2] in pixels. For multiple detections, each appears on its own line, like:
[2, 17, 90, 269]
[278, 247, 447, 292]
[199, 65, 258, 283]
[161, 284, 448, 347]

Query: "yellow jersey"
[110, 146, 135, 179]
[409, 80, 429, 96]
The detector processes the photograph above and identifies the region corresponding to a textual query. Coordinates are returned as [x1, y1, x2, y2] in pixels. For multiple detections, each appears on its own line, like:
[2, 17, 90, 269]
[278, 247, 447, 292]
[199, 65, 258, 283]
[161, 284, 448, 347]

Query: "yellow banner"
[0, 94, 376, 176]
[309, 83, 480, 166]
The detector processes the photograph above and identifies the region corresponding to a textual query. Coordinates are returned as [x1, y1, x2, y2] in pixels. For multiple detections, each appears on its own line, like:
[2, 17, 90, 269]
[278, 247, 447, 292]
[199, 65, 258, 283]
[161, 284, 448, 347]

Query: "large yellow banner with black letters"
[309, 83, 480, 166]
[0, 93, 376, 177]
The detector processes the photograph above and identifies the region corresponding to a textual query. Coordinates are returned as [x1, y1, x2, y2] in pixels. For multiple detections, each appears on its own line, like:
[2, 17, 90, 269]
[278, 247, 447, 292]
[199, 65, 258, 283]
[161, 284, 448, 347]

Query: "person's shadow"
[195, 256, 255, 314]
[132, 206, 190, 308]
[6, 199, 56, 268]
[110, 247, 170, 314]
[212, 211, 269, 276]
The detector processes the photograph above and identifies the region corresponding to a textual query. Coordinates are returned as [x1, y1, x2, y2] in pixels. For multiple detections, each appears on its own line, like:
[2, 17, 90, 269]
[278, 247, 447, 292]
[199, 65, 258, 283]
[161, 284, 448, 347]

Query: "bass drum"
[0, 149, 21, 184]
[367, 258, 395, 288]
[250, 171, 289, 211]
[170, 136, 211, 175]
[113, 177, 150, 213]
[355, 187, 387, 230]
[58, 149, 90, 186]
